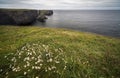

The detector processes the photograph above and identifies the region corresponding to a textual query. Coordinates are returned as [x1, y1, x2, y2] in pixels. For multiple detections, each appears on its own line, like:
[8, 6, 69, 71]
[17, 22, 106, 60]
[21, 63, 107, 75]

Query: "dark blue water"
[34, 10, 120, 38]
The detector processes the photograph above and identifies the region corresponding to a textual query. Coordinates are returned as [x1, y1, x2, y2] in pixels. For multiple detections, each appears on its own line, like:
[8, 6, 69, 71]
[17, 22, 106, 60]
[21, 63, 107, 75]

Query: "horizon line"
[0, 7, 120, 10]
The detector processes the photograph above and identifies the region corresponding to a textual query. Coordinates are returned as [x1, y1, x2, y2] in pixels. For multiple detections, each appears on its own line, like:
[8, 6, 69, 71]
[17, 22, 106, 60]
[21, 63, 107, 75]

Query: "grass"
[0, 26, 120, 78]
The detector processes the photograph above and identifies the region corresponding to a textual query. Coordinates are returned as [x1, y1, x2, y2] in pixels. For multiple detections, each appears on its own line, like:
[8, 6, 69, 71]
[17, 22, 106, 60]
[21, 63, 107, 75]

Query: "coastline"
[0, 8, 120, 78]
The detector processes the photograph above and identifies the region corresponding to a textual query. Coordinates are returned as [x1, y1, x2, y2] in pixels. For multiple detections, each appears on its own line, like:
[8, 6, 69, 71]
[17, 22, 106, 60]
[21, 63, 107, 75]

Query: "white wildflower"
[18, 53, 22, 56]
[11, 57, 16, 62]
[16, 66, 20, 71]
[31, 57, 35, 60]
[48, 67, 51, 71]
[23, 58, 26, 61]
[47, 60, 49, 62]
[35, 66, 41, 70]
[46, 53, 50, 56]
[35, 66, 40, 70]
[5, 72, 8, 75]
[36, 76, 39, 78]
[12, 68, 16, 71]
[51, 66, 56, 69]
[35, 62, 38, 64]
[27, 63, 30, 67]
[27, 69, 30, 72]
[40, 64, 43, 66]
[32, 66, 35, 69]
[24, 72, 27, 75]
[29, 52, 32, 55]
[4, 56, 7, 58]
[38, 55, 41, 58]
[42, 44, 45, 47]
[33, 43, 36, 45]
[38, 67, 41, 69]
[31, 48, 33, 51]
[9, 64, 12, 68]
[26, 57, 30, 60]
[45, 69, 48, 72]
[55, 61, 60, 64]
[64, 66, 67, 70]
[24, 65, 27, 68]
[0, 69, 2, 72]
[33, 51, 36, 55]
[49, 58, 53, 62]
[55, 49, 58, 52]
[46, 53, 49, 56]
[35, 66, 37, 69]
[37, 59, 41, 63]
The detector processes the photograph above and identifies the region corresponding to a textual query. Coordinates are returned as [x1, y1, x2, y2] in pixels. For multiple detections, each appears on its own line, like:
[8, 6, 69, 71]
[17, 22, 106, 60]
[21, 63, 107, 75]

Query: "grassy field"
[0, 26, 120, 78]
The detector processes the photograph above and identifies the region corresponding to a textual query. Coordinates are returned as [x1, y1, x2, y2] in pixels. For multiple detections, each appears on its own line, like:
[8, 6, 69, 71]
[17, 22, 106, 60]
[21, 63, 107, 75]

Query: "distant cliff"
[0, 9, 53, 25]
[37, 10, 53, 22]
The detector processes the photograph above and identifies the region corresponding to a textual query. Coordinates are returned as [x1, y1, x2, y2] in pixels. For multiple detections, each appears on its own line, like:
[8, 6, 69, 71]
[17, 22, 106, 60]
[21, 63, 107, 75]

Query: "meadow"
[0, 26, 120, 78]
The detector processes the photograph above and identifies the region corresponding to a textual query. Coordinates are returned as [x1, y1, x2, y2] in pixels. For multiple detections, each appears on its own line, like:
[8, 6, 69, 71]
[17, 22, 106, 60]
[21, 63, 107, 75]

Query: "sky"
[0, 0, 120, 10]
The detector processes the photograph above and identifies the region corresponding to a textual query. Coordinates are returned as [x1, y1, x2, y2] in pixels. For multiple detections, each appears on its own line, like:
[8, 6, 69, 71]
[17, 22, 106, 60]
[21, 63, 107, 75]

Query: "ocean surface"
[34, 10, 120, 38]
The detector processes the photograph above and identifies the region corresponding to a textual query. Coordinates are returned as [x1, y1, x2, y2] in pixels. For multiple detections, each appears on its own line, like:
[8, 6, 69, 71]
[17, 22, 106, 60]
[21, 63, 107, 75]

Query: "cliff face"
[0, 9, 39, 25]
[0, 9, 53, 25]
[8, 10, 38, 25]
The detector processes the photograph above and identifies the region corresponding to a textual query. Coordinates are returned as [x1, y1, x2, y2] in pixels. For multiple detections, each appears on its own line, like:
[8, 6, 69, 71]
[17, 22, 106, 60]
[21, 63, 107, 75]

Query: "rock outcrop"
[44, 10, 53, 16]
[37, 10, 53, 22]
[37, 15, 48, 22]
[0, 9, 38, 25]
[0, 9, 53, 25]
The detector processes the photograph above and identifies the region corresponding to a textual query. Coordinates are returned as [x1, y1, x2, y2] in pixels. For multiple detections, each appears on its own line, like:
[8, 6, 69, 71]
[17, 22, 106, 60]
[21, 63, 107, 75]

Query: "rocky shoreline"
[0, 9, 53, 25]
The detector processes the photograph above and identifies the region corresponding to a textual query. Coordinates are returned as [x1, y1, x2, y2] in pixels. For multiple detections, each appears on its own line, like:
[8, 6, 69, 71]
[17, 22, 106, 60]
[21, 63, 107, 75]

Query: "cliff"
[0, 9, 53, 25]
[37, 10, 53, 22]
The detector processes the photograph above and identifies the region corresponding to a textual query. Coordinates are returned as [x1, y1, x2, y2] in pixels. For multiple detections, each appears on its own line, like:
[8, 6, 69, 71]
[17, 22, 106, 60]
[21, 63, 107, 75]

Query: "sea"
[34, 10, 120, 38]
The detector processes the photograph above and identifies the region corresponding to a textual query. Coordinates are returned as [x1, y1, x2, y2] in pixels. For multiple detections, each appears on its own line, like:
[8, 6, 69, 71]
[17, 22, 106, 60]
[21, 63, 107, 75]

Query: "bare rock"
[0, 9, 38, 25]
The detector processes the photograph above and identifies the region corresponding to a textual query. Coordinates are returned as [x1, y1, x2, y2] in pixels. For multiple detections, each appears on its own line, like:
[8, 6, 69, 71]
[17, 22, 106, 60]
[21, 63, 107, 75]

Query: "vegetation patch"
[0, 26, 120, 78]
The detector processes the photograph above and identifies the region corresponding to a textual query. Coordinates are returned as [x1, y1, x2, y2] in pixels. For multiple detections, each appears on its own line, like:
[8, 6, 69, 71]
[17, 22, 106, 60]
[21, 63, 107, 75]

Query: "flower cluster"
[4, 42, 67, 77]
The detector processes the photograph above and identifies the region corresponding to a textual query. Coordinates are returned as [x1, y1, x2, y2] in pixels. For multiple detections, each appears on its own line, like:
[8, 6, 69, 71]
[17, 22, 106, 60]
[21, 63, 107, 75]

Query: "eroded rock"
[0, 9, 54, 25]
[0, 9, 38, 25]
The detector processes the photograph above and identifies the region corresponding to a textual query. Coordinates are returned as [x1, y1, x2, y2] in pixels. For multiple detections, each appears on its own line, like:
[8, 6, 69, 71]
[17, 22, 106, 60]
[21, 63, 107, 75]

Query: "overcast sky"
[0, 0, 120, 10]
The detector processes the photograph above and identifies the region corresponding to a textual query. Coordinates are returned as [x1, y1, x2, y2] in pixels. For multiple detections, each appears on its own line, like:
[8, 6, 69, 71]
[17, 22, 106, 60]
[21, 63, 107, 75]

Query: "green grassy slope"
[0, 26, 120, 78]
